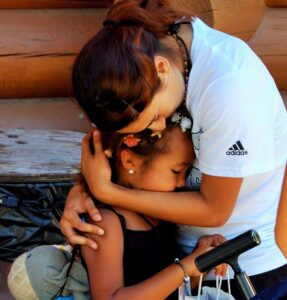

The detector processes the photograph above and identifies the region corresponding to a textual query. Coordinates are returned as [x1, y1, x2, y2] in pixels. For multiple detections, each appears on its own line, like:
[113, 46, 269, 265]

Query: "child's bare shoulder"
[89, 207, 122, 231]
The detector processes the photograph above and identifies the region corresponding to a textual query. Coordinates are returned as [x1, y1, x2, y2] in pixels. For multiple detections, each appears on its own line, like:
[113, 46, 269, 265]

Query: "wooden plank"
[0, 0, 110, 9]
[0, 129, 84, 182]
[162, 0, 266, 41]
[0, 9, 105, 98]
[265, 0, 287, 6]
[0, 98, 92, 132]
[248, 8, 287, 90]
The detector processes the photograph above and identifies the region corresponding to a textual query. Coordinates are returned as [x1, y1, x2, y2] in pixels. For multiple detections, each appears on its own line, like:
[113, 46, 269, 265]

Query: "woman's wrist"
[72, 182, 85, 193]
[89, 181, 119, 205]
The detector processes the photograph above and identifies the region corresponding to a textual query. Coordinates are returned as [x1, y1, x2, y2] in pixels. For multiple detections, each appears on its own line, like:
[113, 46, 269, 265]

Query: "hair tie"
[103, 19, 143, 29]
[102, 19, 119, 28]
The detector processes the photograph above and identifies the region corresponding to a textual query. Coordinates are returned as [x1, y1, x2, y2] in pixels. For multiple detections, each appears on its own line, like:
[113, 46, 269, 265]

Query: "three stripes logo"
[226, 140, 248, 156]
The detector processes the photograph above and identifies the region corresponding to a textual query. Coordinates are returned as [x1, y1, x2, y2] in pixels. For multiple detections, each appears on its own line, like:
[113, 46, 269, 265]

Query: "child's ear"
[120, 149, 142, 172]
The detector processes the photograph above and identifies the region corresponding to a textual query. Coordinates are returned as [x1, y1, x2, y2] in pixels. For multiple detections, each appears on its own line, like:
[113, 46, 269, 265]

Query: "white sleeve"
[197, 68, 283, 177]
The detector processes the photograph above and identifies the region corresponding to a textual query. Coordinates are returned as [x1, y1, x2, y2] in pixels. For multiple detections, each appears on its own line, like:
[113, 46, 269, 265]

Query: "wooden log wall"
[248, 7, 287, 90]
[0, 0, 267, 99]
[0, 9, 106, 98]
[163, 0, 266, 41]
[0, 0, 110, 9]
[265, 0, 287, 6]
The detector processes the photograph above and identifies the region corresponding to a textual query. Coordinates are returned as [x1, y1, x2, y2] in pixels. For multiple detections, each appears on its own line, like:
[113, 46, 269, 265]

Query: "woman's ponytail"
[106, 0, 181, 38]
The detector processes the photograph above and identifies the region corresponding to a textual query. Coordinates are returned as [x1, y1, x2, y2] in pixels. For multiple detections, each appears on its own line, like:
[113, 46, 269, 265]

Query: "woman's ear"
[154, 55, 171, 83]
[120, 149, 142, 172]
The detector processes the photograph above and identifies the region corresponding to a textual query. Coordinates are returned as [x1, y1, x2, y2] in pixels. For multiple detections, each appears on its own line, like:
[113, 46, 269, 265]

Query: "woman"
[61, 0, 287, 295]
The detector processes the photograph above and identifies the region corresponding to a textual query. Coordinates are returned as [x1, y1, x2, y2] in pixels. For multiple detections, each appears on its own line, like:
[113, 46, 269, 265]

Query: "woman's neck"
[178, 23, 193, 59]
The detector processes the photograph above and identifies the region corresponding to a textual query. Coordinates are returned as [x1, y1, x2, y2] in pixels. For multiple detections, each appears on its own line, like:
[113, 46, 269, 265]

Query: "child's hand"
[190, 234, 228, 277]
[213, 261, 228, 277]
[196, 234, 226, 248]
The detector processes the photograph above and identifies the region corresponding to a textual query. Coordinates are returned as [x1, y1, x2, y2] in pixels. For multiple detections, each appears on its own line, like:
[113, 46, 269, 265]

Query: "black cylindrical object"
[195, 230, 261, 300]
[195, 229, 261, 272]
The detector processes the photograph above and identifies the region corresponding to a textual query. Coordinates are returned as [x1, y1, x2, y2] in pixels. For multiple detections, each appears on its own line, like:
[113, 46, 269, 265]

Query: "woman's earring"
[128, 169, 135, 174]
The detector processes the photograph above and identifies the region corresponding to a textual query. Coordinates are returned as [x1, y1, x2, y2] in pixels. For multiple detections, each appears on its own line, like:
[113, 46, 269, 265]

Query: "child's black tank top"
[110, 208, 179, 299]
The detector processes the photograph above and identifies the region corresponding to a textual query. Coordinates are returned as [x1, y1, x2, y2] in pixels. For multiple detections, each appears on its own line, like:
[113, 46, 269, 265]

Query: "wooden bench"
[0, 129, 84, 259]
[0, 129, 84, 299]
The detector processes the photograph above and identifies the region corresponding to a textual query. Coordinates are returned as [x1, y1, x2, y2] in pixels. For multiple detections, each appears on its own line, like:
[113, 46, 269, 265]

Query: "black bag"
[0, 181, 73, 261]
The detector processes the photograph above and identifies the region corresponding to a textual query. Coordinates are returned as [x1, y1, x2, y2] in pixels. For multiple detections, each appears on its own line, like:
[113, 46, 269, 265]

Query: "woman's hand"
[81, 130, 113, 200]
[60, 184, 104, 249]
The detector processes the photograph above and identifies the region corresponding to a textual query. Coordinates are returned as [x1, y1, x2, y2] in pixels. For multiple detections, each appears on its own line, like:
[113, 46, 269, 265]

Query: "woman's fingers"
[60, 185, 105, 249]
[64, 226, 99, 250]
[85, 196, 102, 222]
[82, 132, 93, 159]
[92, 129, 103, 153]
[81, 129, 113, 199]
[61, 211, 103, 249]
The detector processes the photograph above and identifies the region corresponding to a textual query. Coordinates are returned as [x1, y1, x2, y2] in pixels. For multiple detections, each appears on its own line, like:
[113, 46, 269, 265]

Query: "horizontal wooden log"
[0, 4, 284, 98]
[265, 0, 287, 7]
[163, 0, 266, 41]
[0, 93, 285, 133]
[248, 7, 287, 90]
[0, 129, 84, 182]
[0, 98, 92, 132]
[0, 0, 110, 9]
[0, 9, 105, 98]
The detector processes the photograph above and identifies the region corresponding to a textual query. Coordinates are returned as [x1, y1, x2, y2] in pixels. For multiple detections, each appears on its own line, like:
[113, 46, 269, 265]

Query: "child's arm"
[81, 209, 217, 300]
[275, 165, 287, 257]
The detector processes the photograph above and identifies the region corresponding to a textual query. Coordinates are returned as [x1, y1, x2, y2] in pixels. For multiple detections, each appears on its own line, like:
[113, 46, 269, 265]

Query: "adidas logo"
[226, 140, 248, 156]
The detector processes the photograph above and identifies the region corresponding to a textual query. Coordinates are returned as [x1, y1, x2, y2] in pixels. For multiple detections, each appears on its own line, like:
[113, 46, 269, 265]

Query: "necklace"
[168, 20, 193, 125]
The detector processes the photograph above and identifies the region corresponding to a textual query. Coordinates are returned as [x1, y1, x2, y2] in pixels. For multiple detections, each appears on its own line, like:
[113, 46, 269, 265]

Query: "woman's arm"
[275, 165, 287, 257]
[82, 209, 224, 300]
[82, 131, 243, 227]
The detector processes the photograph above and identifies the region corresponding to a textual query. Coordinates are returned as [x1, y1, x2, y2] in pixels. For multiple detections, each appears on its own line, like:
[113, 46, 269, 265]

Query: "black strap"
[168, 20, 192, 73]
[138, 213, 156, 229]
[50, 245, 80, 300]
[103, 19, 143, 28]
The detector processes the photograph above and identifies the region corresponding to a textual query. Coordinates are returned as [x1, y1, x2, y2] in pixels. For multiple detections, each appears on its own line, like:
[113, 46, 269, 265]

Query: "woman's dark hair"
[72, 0, 187, 132]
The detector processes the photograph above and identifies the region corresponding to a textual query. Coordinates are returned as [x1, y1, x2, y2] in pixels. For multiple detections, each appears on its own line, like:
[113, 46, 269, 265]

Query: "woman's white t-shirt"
[177, 18, 287, 279]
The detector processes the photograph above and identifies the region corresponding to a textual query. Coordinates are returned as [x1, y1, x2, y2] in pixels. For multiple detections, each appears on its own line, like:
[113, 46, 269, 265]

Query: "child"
[81, 124, 226, 300]
[8, 124, 226, 300]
